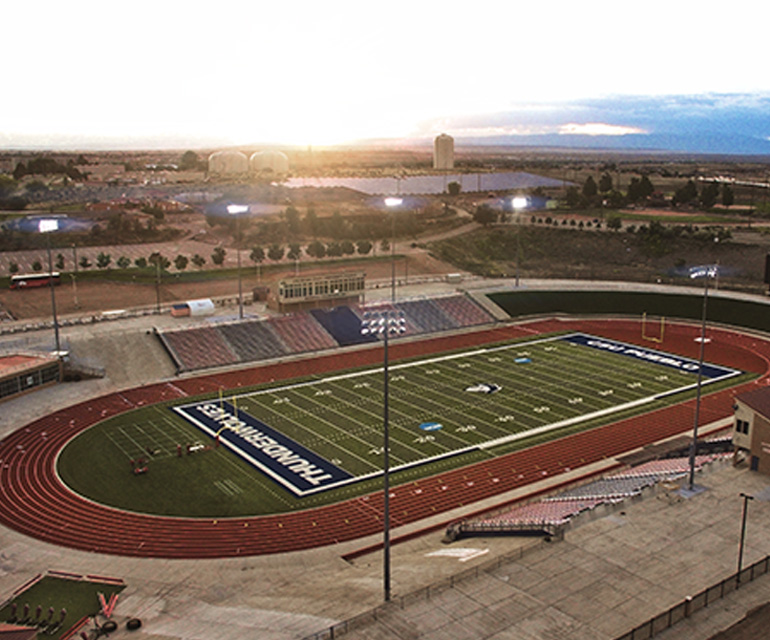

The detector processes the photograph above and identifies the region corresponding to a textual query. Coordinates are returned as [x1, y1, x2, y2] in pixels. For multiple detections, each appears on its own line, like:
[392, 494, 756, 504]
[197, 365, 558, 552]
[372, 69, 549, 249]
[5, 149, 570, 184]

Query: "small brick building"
[733, 385, 770, 474]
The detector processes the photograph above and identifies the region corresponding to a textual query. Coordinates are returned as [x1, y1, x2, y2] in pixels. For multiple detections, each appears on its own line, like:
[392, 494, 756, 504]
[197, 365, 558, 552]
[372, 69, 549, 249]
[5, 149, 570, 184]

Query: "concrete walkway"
[321, 460, 770, 640]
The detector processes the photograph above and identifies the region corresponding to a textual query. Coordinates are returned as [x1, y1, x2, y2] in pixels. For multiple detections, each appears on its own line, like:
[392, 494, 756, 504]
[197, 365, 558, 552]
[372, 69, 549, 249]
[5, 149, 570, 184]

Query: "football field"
[173, 332, 741, 497]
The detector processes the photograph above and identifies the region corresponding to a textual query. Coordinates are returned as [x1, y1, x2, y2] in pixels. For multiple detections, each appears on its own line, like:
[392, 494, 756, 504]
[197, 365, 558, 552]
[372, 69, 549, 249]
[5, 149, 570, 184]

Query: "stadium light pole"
[511, 196, 528, 288]
[737, 492, 754, 588]
[227, 204, 249, 320]
[384, 197, 403, 303]
[361, 308, 406, 602]
[71, 243, 79, 309]
[687, 264, 718, 491]
[39, 219, 61, 355]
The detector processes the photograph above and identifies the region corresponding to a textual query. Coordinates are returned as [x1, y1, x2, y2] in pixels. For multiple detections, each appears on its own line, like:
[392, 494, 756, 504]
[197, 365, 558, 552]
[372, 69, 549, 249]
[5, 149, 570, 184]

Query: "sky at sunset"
[4, 0, 770, 150]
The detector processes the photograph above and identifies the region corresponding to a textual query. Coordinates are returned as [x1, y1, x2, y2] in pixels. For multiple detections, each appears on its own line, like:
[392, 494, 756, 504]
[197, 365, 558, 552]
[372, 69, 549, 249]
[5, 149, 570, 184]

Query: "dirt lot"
[0, 251, 452, 321]
[430, 222, 770, 295]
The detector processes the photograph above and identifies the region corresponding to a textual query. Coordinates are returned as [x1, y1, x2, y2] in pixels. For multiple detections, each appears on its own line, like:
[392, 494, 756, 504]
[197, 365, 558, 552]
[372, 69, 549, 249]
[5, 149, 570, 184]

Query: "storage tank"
[208, 150, 248, 176]
[433, 133, 454, 170]
[250, 150, 290, 174]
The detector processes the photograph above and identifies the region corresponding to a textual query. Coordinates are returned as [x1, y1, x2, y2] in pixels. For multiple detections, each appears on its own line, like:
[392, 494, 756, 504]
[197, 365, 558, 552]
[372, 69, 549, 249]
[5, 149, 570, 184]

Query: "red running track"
[1, 318, 768, 559]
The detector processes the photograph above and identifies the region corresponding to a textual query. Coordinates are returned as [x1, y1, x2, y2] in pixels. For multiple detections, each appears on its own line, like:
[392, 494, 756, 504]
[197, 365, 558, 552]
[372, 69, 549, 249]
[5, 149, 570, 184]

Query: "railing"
[0, 293, 255, 336]
[303, 549, 770, 640]
[302, 536, 552, 640]
[615, 555, 770, 640]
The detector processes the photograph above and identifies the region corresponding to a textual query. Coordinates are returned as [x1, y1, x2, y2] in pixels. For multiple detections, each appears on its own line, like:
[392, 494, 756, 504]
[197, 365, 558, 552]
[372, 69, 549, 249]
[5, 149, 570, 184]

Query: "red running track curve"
[0, 318, 768, 559]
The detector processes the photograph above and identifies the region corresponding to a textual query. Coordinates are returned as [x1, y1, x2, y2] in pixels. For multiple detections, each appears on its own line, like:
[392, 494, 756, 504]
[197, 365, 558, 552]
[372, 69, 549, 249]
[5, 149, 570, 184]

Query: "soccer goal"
[642, 312, 665, 343]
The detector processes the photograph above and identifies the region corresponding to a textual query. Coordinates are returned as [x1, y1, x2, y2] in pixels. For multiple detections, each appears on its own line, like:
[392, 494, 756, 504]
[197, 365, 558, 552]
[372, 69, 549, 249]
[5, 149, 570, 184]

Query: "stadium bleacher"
[394, 299, 456, 334]
[433, 294, 495, 327]
[157, 326, 238, 372]
[455, 453, 731, 539]
[479, 498, 605, 528]
[309, 306, 379, 347]
[155, 294, 498, 372]
[218, 320, 290, 363]
[268, 313, 337, 353]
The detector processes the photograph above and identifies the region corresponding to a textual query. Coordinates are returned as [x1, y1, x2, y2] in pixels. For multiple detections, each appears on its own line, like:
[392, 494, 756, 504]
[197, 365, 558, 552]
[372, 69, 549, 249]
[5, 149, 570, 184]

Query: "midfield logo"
[465, 383, 502, 394]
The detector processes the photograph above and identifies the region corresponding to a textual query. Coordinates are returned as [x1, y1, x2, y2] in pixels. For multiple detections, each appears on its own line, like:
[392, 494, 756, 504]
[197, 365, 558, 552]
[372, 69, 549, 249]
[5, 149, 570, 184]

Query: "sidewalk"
[314, 459, 770, 640]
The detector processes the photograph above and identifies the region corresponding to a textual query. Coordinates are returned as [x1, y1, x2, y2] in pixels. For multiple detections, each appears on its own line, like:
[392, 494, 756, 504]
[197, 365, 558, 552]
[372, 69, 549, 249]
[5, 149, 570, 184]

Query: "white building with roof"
[208, 150, 248, 176]
[250, 151, 289, 174]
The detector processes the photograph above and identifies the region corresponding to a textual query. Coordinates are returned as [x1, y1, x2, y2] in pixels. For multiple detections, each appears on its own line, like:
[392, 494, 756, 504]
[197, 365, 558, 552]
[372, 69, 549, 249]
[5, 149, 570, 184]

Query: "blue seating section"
[156, 294, 497, 372]
[310, 307, 379, 347]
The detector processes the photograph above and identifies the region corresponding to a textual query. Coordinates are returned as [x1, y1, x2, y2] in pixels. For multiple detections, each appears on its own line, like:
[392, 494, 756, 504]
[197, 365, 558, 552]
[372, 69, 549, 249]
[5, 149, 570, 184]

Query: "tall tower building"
[433, 133, 454, 170]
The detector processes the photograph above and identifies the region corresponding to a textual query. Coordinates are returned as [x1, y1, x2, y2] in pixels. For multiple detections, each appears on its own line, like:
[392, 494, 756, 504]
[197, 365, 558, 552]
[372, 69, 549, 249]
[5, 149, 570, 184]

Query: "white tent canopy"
[187, 299, 215, 316]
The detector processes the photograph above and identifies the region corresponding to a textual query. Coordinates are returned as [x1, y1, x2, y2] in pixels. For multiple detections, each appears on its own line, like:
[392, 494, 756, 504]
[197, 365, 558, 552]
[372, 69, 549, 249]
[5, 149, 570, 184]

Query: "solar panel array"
[283, 171, 568, 196]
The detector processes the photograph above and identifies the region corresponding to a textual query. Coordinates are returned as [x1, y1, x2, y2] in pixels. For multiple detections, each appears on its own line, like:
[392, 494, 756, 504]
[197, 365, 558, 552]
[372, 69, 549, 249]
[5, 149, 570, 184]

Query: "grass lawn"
[0, 574, 124, 640]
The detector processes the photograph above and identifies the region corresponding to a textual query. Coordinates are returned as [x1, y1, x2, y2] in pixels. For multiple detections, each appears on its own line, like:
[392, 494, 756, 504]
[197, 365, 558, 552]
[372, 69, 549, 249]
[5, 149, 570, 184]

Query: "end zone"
[171, 401, 354, 496]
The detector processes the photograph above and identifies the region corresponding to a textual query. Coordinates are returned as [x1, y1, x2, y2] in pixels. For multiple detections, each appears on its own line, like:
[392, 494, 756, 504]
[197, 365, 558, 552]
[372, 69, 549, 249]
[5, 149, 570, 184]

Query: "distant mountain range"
[416, 93, 770, 157]
[454, 132, 770, 156]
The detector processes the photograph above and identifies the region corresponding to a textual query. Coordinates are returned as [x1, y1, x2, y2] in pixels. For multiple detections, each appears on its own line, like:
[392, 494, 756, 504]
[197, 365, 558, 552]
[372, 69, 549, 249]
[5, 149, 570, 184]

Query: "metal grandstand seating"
[611, 454, 730, 479]
[552, 476, 657, 500]
[394, 299, 457, 334]
[155, 294, 498, 373]
[267, 313, 337, 354]
[218, 320, 290, 362]
[451, 454, 731, 541]
[432, 295, 495, 327]
[483, 499, 604, 527]
[157, 326, 238, 372]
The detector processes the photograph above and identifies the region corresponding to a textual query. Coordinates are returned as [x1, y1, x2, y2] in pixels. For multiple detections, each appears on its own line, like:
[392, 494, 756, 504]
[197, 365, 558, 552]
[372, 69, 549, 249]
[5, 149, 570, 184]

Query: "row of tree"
[571, 173, 735, 210]
[207, 205, 424, 247]
[12, 157, 86, 181]
[7, 239, 381, 275]
[671, 180, 733, 208]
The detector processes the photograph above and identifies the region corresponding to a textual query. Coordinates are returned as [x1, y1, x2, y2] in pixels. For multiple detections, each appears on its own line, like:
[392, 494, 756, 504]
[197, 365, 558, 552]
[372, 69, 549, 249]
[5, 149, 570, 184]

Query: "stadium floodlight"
[38, 218, 62, 355]
[361, 308, 407, 602]
[383, 196, 404, 208]
[38, 219, 59, 234]
[226, 204, 249, 216]
[687, 264, 719, 491]
[511, 196, 528, 210]
[227, 204, 249, 319]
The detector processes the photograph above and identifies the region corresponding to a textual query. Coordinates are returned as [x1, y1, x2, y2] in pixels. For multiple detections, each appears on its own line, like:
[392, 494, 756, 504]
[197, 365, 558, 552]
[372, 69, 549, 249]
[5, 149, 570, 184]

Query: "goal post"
[642, 312, 665, 343]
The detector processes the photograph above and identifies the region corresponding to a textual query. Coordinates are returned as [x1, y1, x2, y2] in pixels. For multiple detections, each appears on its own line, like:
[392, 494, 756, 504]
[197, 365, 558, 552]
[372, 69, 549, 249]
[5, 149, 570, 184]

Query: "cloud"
[558, 123, 646, 136]
[415, 92, 770, 142]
